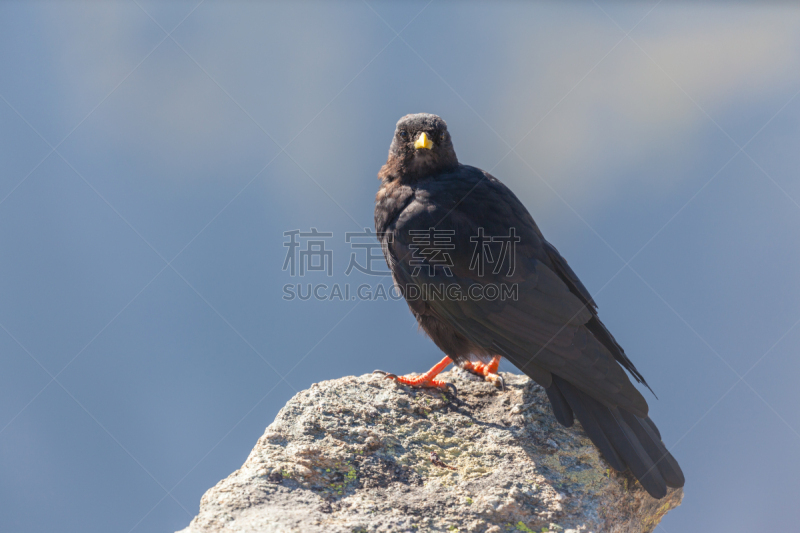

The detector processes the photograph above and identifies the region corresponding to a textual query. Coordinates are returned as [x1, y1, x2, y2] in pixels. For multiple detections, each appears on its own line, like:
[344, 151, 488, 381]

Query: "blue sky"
[2, 2, 800, 532]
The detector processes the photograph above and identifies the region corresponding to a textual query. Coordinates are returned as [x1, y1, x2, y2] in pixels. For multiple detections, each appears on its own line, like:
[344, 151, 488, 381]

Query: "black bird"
[374, 113, 684, 499]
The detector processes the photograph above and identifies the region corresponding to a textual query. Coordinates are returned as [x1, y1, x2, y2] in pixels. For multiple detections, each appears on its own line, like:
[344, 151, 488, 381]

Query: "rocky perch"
[178, 371, 682, 533]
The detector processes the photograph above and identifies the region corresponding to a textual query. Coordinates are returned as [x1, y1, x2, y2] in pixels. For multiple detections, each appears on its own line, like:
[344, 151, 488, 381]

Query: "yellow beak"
[414, 131, 434, 150]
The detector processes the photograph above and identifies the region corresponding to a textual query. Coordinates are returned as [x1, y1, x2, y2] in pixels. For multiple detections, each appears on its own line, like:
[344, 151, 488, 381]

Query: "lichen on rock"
[177, 370, 682, 533]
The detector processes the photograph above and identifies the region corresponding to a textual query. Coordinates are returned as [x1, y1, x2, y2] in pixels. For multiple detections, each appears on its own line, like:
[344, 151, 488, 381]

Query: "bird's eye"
[398, 130, 409, 139]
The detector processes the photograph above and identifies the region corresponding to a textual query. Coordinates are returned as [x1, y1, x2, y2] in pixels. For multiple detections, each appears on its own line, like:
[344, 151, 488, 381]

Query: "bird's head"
[379, 113, 459, 182]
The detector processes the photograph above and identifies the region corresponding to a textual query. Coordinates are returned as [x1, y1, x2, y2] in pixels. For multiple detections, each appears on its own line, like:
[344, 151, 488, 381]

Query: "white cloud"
[497, 4, 800, 214]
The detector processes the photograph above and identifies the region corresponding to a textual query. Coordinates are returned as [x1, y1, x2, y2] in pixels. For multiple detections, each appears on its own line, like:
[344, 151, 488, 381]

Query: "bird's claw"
[477, 371, 504, 391]
[494, 374, 505, 392]
[373, 369, 457, 397]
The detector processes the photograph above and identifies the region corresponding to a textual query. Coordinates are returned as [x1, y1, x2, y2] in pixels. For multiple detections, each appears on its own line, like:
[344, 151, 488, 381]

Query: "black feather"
[607, 407, 667, 498]
[619, 410, 685, 488]
[545, 384, 574, 427]
[644, 416, 662, 439]
[552, 375, 677, 499]
[543, 240, 657, 398]
[553, 376, 626, 472]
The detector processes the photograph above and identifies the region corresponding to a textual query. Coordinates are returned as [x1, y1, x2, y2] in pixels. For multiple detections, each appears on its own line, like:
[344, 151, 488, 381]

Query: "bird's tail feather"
[548, 375, 685, 499]
[544, 382, 574, 428]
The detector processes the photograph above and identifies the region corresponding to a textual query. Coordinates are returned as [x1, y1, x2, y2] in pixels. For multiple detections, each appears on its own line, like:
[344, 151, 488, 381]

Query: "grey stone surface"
[177, 370, 682, 533]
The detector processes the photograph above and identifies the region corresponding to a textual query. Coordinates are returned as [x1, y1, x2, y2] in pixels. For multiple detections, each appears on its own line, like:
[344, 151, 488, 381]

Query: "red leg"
[460, 355, 504, 389]
[374, 356, 454, 391]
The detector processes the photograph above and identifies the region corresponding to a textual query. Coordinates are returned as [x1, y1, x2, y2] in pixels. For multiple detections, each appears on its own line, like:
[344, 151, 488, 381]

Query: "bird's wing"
[384, 169, 648, 416]
[542, 240, 653, 391]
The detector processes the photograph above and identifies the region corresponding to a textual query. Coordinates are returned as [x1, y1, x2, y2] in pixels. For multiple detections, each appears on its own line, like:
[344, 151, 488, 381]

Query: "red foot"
[461, 356, 500, 376]
[460, 356, 504, 389]
[374, 356, 455, 392]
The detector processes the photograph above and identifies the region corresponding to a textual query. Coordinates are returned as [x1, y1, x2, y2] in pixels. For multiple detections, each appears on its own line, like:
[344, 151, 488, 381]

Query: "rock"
[177, 371, 682, 533]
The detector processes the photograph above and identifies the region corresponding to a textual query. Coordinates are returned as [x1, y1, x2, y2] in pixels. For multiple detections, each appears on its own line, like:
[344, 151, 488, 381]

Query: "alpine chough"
[373, 113, 684, 499]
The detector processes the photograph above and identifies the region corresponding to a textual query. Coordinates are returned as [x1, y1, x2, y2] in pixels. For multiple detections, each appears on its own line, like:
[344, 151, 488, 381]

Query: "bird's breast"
[374, 181, 415, 234]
